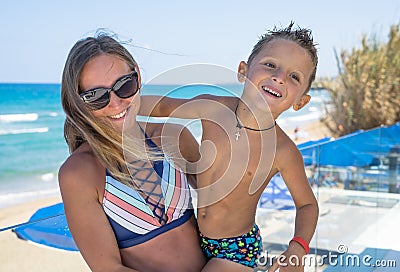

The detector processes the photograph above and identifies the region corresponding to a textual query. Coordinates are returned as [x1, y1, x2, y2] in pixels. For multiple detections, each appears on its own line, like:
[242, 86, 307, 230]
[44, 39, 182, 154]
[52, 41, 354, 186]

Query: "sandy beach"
[0, 120, 331, 271]
[288, 119, 332, 144]
[0, 196, 90, 272]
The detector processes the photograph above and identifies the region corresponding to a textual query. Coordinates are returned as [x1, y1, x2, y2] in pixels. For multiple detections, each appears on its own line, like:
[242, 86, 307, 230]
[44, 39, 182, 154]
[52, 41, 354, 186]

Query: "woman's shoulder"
[142, 121, 187, 146]
[58, 143, 105, 190]
[142, 121, 196, 144]
[142, 121, 200, 164]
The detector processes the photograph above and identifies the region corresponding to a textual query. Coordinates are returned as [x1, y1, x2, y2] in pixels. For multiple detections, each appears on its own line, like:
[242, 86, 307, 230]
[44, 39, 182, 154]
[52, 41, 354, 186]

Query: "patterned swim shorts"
[200, 224, 263, 268]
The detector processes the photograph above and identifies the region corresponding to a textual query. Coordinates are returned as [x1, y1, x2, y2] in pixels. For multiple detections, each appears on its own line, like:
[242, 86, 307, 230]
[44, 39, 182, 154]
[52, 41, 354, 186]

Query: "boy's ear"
[237, 61, 248, 83]
[293, 94, 311, 111]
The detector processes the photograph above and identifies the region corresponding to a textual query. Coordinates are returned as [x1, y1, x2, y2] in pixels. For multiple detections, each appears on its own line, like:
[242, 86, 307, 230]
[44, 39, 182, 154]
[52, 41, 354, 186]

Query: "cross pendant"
[235, 131, 240, 141]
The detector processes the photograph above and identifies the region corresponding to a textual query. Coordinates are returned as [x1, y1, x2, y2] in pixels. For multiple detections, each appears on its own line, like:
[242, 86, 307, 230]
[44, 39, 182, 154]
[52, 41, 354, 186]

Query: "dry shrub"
[316, 23, 400, 137]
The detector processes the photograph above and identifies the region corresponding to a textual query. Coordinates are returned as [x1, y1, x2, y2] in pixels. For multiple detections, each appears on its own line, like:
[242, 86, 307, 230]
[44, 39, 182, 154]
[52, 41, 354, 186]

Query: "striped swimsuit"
[102, 139, 193, 248]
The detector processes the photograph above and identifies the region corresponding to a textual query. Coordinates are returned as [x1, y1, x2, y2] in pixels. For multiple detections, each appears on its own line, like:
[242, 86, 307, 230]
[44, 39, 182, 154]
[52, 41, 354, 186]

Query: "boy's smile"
[261, 85, 283, 98]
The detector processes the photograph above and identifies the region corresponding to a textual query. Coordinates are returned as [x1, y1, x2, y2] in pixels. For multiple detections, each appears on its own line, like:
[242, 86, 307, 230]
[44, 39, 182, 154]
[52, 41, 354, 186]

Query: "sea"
[0, 83, 330, 208]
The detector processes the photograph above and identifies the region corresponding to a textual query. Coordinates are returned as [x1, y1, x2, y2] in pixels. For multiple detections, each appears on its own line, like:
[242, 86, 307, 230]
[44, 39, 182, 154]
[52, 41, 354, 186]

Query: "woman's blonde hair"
[61, 32, 160, 186]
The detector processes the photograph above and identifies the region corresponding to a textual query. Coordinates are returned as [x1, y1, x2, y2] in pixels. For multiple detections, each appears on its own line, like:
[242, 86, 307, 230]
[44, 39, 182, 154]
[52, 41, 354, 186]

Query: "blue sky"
[1, 0, 399, 84]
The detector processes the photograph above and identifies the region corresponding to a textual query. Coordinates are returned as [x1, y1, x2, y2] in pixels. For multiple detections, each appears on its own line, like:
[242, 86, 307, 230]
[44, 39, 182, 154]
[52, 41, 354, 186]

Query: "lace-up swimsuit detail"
[102, 137, 193, 248]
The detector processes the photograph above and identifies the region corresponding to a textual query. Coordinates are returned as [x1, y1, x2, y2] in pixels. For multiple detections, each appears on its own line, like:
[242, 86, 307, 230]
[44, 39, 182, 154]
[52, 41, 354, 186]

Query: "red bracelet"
[290, 236, 310, 254]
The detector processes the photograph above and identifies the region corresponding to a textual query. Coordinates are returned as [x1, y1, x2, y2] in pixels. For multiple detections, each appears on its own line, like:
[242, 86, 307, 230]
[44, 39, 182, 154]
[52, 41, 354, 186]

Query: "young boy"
[140, 22, 319, 271]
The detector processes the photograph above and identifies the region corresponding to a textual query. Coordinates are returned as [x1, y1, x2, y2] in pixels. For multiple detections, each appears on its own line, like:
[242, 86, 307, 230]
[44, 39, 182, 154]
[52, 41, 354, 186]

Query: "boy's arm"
[280, 145, 318, 245]
[269, 139, 318, 271]
[139, 94, 234, 119]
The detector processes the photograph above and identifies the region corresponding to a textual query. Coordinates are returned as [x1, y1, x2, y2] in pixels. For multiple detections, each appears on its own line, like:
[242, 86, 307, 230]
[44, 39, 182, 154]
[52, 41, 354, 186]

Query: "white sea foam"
[41, 172, 55, 182]
[0, 113, 38, 122]
[0, 188, 60, 209]
[0, 127, 49, 135]
[40, 173, 54, 181]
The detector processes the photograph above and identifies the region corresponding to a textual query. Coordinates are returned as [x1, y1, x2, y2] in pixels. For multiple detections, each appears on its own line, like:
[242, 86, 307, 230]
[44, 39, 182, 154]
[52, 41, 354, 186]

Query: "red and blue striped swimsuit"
[102, 139, 193, 248]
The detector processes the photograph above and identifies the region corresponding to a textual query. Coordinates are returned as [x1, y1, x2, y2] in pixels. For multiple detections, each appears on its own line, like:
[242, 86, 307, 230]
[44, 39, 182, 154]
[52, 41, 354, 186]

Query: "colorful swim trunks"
[200, 224, 263, 268]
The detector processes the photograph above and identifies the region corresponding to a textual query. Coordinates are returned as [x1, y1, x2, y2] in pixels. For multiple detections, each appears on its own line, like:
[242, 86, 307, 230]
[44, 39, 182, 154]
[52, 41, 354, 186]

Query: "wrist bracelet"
[290, 236, 310, 254]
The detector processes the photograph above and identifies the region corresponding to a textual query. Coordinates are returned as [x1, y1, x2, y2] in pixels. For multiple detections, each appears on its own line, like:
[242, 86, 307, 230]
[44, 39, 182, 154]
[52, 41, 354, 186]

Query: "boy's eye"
[265, 62, 275, 68]
[290, 73, 300, 82]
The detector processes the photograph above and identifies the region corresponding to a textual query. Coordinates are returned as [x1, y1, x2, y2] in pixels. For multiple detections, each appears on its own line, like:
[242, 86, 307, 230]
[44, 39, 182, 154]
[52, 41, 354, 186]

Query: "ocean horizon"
[0, 83, 329, 208]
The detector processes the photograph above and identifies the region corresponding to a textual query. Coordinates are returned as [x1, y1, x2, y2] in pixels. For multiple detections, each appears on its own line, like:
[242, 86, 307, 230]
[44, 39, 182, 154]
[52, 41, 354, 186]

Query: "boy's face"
[238, 39, 314, 118]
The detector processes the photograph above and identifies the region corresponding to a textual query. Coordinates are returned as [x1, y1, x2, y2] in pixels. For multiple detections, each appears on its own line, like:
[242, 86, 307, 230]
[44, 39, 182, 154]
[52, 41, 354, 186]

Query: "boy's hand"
[267, 244, 306, 272]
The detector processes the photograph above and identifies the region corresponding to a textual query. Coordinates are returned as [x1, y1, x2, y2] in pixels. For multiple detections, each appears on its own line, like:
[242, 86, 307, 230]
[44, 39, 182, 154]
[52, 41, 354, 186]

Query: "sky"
[1, 0, 400, 84]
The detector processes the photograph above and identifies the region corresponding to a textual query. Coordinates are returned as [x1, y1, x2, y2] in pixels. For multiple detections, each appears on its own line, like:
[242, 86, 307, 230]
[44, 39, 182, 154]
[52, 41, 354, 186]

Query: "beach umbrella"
[258, 174, 295, 210]
[296, 136, 333, 150]
[297, 137, 333, 166]
[12, 202, 78, 251]
[298, 123, 400, 167]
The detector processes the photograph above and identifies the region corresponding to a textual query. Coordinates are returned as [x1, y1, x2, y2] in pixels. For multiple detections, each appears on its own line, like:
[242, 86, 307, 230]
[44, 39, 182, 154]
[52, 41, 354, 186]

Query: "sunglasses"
[79, 71, 139, 110]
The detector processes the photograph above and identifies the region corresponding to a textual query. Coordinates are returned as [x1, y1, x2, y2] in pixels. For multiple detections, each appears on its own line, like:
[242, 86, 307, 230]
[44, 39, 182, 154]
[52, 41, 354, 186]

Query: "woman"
[58, 32, 206, 271]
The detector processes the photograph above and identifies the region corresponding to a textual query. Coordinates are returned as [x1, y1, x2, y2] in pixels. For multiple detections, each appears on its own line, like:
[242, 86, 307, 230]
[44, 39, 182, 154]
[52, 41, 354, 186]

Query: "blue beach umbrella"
[258, 174, 295, 210]
[12, 202, 78, 251]
[298, 122, 400, 167]
[297, 137, 333, 166]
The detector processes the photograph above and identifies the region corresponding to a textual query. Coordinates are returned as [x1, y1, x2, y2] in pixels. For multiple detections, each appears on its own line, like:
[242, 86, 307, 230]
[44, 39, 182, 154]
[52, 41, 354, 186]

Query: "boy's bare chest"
[199, 124, 276, 189]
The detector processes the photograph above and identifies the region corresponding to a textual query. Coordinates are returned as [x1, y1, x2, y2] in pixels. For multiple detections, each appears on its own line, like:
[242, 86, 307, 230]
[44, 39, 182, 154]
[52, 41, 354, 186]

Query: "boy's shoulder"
[274, 125, 305, 170]
[275, 126, 299, 155]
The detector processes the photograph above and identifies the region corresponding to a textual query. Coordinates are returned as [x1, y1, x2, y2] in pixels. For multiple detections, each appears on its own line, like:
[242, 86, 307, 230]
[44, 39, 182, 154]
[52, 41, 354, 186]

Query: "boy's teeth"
[110, 109, 126, 119]
[262, 86, 282, 97]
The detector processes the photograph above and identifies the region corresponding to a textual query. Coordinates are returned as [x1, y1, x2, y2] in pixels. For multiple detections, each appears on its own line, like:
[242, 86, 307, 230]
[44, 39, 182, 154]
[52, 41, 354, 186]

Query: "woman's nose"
[107, 91, 122, 107]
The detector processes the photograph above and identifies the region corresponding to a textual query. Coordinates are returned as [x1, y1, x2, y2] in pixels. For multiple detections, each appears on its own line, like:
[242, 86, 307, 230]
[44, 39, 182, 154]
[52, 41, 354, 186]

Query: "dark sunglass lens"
[116, 79, 137, 98]
[90, 92, 110, 110]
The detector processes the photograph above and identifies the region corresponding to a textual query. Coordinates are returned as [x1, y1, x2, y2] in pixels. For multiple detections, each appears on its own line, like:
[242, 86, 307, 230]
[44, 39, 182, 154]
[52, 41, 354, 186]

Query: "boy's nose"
[272, 71, 285, 84]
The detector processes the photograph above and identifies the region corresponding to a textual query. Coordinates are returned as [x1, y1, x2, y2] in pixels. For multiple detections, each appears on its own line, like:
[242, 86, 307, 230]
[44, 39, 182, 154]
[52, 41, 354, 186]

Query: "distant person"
[294, 127, 300, 141]
[58, 33, 206, 271]
[294, 126, 310, 142]
[141, 22, 319, 271]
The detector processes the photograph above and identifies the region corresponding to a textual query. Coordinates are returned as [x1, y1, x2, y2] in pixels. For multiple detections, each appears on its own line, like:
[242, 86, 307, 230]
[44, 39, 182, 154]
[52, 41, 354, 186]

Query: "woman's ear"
[293, 94, 311, 111]
[237, 61, 248, 83]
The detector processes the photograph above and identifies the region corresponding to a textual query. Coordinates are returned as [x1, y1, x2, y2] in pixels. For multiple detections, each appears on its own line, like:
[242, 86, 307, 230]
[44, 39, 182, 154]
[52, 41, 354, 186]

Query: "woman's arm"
[58, 151, 138, 272]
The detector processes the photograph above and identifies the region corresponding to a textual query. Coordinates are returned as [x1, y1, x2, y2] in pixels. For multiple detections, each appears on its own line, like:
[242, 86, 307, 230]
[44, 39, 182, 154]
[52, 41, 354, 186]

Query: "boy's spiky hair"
[247, 21, 318, 92]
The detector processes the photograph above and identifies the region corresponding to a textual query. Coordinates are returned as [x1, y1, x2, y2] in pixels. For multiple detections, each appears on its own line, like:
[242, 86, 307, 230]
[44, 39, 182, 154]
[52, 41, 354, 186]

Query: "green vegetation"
[315, 23, 400, 137]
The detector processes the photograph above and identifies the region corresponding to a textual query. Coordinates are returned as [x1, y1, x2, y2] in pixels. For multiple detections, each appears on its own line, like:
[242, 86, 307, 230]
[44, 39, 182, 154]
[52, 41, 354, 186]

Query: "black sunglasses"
[79, 71, 139, 110]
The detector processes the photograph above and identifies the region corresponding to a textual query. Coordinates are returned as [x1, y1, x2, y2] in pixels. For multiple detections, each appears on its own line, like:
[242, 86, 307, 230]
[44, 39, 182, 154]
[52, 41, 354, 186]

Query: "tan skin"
[59, 54, 206, 272]
[140, 39, 319, 272]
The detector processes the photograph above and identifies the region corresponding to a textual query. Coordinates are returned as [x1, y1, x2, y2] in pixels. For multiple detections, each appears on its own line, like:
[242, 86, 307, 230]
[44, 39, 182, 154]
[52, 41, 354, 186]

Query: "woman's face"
[80, 54, 140, 132]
